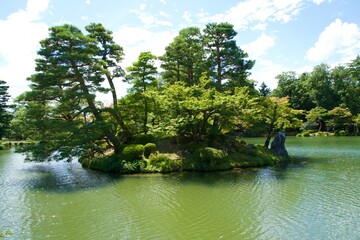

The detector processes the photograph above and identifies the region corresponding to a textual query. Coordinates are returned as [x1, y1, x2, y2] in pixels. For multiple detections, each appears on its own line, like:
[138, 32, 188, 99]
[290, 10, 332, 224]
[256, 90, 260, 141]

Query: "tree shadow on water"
[19, 161, 123, 193]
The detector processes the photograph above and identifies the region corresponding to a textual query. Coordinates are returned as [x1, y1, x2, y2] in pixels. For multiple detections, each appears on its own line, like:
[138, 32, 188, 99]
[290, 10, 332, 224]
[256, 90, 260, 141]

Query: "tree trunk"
[216, 45, 222, 90]
[104, 73, 131, 141]
[74, 65, 122, 154]
[264, 129, 272, 149]
[143, 97, 148, 134]
[264, 102, 278, 149]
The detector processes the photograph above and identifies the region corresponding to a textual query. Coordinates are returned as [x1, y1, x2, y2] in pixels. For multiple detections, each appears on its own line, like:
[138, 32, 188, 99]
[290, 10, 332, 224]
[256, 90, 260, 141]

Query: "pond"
[1, 137, 360, 239]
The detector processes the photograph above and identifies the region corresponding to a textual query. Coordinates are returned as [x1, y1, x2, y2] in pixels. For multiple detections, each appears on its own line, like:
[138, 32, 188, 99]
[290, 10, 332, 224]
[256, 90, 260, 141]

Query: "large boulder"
[270, 132, 289, 160]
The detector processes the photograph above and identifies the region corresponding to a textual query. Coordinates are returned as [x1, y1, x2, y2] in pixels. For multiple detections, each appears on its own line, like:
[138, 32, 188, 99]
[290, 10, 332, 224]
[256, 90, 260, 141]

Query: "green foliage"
[0, 229, 13, 238]
[274, 60, 360, 116]
[154, 74, 258, 141]
[304, 107, 328, 131]
[203, 22, 255, 91]
[126, 52, 158, 135]
[160, 27, 205, 86]
[327, 107, 353, 132]
[260, 97, 303, 148]
[15, 23, 129, 161]
[121, 159, 147, 173]
[0, 80, 12, 140]
[121, 144, 144, 161]
[144, 143, 157, 158]
[147, 154, 181, 172]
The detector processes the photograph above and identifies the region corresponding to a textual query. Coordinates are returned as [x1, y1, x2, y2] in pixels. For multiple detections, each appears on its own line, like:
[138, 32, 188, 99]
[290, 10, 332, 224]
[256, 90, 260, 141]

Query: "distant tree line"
[272, 58, 360, 135]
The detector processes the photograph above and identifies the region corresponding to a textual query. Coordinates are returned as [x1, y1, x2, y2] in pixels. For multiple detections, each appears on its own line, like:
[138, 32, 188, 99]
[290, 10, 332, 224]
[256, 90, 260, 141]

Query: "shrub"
[144, 143, 157, 158]
[337, 130, 346, 136]
[80, 155, 122, 172]
[302, 129, 317, 137]
[148, 154, 181, 172]
[121, 144, 144, 161]
[121, 159, 147, 173]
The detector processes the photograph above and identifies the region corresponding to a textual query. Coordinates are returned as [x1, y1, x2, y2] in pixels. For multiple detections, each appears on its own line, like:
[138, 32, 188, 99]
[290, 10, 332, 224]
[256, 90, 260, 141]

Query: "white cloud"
[0, 0, 49, 99]
[110, 26, 176, 97]
[242, 33, 276, 59]
[139, 3, 146, 11]
[26, 0, 49, 17]
[252, 23, 268, 31]
[131, 5, 173, 27]
[160, 0, 167, 4]
[113, 26, 175, 68]
[251, 60, 288, 89]
[198, 0, 303, 30]
[159, 11, 170, 18]
[81, 16, 89, 21]
[312, 0, 325, 4]
[312, 0, 331, 5]
[183, 11, 191, 22]
[113, 26, 176, 66]
[306, 19, 360, 63]
[85, 0, 91, 5]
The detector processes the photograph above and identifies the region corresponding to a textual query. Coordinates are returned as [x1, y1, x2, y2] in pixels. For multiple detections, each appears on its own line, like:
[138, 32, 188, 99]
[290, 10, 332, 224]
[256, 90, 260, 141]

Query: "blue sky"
[1, 0, 360, 102]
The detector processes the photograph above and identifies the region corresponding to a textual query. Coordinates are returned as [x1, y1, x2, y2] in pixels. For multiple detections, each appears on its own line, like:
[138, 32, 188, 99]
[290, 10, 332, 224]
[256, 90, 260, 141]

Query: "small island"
[0, 22, 359, 174]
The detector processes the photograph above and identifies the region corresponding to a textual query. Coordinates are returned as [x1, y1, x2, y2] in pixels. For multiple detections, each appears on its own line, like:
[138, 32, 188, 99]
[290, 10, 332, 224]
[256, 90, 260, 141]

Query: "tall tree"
[0, 80, 12, 139]
[126, 52, 158, 134]
[344, 56, 360, 114]
[308, 64, 339, 110]
[22, 23, 127, 161]
[85, 23, 130, 139]
[161, 27, 205, 86]
[203, 22, 254, 91]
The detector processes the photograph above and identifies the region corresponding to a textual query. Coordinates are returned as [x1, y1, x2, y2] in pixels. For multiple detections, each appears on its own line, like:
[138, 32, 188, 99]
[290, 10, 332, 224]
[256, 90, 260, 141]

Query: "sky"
[1, 0, 360, 103]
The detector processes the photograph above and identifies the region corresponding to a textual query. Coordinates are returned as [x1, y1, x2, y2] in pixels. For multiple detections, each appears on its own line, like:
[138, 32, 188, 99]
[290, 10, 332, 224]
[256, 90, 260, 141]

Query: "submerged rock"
[270, 132, 289, 160]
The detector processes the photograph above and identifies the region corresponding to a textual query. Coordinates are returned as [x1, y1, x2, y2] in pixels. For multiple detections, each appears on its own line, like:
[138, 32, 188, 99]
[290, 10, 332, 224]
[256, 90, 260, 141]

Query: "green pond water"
[1, 137, 360, 239]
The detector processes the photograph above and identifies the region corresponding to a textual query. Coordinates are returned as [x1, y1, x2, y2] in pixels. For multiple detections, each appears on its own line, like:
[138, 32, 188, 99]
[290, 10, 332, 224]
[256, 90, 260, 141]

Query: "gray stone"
[270, 132, 289, 159]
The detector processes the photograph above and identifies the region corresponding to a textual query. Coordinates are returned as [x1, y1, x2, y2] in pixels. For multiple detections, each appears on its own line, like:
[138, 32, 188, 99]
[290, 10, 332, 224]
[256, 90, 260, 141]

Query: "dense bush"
[192, 147, 230, 171]
[80, 155, 122, 172]
[121, 144, 144, 161]
[144, 143, 157, 158]
[147, 154, 181, 172]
